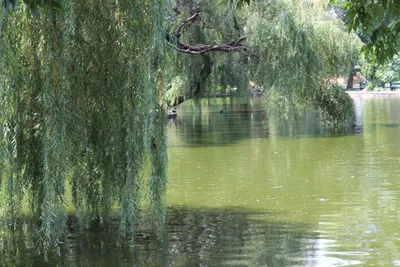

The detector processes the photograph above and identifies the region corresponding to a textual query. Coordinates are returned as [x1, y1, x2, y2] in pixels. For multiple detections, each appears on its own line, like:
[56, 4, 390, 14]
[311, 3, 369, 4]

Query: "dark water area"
[1, 96, 400, 266]
[0, 206, 318, 267]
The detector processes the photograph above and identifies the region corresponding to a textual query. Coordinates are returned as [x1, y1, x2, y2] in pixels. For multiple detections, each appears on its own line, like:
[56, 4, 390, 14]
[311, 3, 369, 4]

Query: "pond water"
[1, 95, 400, 266]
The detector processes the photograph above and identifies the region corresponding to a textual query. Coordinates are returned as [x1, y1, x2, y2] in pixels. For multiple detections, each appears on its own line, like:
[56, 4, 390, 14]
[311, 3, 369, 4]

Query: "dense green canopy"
[0, 0, 360, 257]
[330, 0, 400, 64]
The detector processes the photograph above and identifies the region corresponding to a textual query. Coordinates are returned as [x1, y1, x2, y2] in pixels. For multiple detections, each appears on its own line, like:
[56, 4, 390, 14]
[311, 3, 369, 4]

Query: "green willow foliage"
[165, 0, 359, 123]
[245, 0, 359, 123]
[0, 0, 167, 256]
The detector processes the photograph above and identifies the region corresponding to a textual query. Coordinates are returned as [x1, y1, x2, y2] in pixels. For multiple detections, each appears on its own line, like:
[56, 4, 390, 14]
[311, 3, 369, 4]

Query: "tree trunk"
[168, 54, 213, 107]
[346, 72, 354, 89]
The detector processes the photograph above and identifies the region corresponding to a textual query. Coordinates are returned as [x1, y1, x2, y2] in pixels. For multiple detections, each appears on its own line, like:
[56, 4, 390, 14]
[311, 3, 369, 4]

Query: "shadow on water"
[0, 206, 318, 267]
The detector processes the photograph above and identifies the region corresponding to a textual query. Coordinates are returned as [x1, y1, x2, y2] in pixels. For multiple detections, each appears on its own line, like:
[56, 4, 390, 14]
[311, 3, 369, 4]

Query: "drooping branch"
[166, 10, 259, 59]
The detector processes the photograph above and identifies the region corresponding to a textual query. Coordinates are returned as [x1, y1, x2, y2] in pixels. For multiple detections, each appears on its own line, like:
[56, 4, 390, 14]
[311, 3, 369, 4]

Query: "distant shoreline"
[347, 90, 400, 97]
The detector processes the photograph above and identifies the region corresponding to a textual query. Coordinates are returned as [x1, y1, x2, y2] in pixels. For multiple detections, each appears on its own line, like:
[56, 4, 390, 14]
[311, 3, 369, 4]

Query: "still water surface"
[166, 96, 400, 266]
[1, 96, 400, 266]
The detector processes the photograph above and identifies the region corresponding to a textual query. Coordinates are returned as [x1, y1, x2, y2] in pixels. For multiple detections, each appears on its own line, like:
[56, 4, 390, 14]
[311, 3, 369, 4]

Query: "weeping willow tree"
[165, 0, 360, 122]
[0, 0, 167, 256]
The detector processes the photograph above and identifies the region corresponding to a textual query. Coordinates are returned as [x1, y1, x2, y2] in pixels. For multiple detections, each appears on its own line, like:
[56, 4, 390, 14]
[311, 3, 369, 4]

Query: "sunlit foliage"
[360, 54, 400, 91]
[375, 55, 400, 83]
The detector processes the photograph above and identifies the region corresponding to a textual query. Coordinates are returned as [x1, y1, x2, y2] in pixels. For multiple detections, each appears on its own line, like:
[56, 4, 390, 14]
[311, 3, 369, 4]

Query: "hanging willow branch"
[166, 10, 259, 59]
[0, 0, 168, 258]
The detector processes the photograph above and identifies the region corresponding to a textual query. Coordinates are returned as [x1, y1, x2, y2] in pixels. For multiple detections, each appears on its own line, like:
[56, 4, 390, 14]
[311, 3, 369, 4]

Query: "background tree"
[376, 55, 400, 82]
[329, 0, 400, 90]
[361, 54, 400, 91]
[330, 0, 400, 64]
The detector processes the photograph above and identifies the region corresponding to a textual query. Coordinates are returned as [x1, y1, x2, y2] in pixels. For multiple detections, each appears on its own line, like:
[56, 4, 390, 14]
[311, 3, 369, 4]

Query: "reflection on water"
[1, 207, 318, 267]
[1, 96, 400, 266]
[353, 95, 364, 134]
[168, 98, 363, 149]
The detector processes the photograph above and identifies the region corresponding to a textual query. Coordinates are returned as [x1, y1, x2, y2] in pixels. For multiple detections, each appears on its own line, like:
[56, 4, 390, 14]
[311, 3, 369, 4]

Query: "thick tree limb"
[167, 10, 259, 59]
[166, 35, 250, 55]
[166, 7, 259, 108]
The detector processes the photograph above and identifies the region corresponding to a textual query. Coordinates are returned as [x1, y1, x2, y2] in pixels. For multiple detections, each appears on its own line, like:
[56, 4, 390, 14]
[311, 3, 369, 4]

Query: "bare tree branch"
[174, 12, 199, 37]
